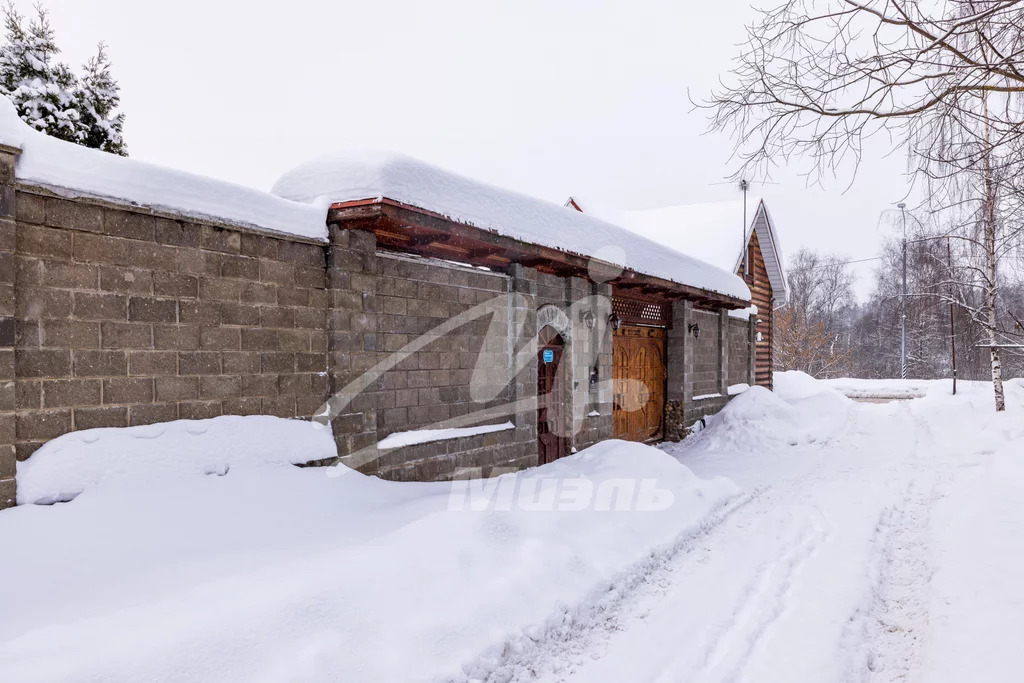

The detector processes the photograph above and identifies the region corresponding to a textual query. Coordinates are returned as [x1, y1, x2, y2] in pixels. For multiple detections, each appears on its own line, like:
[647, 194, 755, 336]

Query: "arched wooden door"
[613, 325, 667, 442]
[537, 326, 568, 465]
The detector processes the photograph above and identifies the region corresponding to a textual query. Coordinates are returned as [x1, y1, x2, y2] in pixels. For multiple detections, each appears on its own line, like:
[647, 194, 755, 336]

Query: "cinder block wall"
[727, 316, 753, 387]
[665, 302, 754, 438]
[352, 251, 536, 481]
[375, 253, 512, 433]
[2, 183, 619, 502]
[329, 253, 613, 481]
[325, 225, 539, 482]
[0, 164, 752, 507]
[4, 183, 331, 506]
[689, 309, 721, 397]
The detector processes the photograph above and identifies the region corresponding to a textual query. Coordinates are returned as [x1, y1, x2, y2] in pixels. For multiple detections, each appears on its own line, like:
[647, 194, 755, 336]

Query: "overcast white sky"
[41, 0, 914, 299]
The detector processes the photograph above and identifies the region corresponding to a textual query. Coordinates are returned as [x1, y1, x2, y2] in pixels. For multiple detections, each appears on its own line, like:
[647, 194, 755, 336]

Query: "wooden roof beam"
[467, 246, 504, 259]
[409, 233, 451, 247]
[329, 199, 750, 310]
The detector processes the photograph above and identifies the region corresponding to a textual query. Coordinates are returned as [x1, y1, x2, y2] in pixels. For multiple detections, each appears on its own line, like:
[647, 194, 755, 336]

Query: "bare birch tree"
[707, 0, 1024, 410]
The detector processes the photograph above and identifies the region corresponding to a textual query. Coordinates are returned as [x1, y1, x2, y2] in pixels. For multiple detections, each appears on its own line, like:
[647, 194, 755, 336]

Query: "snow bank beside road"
[16, 415, 336, 505]
[779, 371, 1024, 405]
[0, 439, 739, 683]
[686, 383, 852, 453]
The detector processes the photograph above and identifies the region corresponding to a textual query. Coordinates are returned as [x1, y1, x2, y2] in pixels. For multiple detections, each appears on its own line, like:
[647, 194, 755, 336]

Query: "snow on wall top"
[272, 151, 751, 302]
[0, 97, 327, 241]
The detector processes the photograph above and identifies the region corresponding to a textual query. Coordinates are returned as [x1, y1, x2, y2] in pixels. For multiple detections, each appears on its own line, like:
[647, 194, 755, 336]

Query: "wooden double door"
[613, 325, 667, 442]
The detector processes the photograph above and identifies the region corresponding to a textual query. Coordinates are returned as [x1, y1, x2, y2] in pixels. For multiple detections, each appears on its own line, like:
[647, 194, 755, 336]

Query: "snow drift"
[684, 378, 853, 452]
[15, 415, 336, 505]
[0, 437, 739, 683]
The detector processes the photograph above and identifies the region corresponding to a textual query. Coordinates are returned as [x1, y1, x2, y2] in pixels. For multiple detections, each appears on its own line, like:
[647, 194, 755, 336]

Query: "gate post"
[664, 300, 693, 440]
[326, 225, 379, 473]
[748, 312, 757, 386]
[718, 309, 729, 398]
[509, 264, 538, 463]
[593, 282, 613, 443]
[0, 143, 18, 509]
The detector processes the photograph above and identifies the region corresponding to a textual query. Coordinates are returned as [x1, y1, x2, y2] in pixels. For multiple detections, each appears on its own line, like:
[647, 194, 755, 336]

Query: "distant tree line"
[776, 213, 1024, 382]
[707, 0, 1024, 409]
[0, 2, 125, 155]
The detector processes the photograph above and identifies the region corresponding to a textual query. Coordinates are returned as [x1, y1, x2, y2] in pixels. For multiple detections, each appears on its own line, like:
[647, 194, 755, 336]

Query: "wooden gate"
[613, 325, 667, 442]
[537, 326, 568, 465]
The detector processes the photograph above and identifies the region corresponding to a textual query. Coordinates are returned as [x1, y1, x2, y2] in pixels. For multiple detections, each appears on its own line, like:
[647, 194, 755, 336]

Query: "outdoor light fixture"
[580, 309, 596, 329]
[608, 313, 622, 330]
[590, 364, 599, 385]
[688, 323, 701, 338]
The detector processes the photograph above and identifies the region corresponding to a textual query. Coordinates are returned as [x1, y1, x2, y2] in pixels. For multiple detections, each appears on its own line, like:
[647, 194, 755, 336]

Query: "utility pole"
[898, 203, 907, 379]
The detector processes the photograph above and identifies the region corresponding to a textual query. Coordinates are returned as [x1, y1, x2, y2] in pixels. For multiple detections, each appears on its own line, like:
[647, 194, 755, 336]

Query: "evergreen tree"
[0, 2, 79, 142]
[76, 43, 125, 155]
[0, 2, 126, 155]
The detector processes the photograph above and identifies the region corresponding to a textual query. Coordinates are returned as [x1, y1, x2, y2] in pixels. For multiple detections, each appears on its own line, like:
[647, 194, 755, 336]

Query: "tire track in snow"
[502, 400, 898, 683]
[843, 479, 936, 682]
[459, 492, 756, 683]
[842, 403, 939, 683]
[686, 508, 827, 683]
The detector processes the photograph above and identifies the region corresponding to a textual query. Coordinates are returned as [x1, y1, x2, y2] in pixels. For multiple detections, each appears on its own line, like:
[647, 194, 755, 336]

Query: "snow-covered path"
[528, 382, 1024, 683]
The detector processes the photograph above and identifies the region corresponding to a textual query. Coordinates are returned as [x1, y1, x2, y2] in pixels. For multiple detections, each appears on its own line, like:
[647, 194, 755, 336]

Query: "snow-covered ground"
[2, 372, 1024, 682]
[0, 438, 739, 683]
[526, 373, 1024, 683]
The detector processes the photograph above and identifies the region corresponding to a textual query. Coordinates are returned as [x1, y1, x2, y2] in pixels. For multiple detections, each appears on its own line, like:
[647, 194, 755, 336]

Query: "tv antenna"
[740, 179, 750, 275]
[709, 178, 777, 277]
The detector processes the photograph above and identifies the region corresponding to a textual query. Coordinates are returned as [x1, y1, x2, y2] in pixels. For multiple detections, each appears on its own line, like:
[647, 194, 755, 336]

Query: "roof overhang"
[328, 198, 749, 310]
[732, 200, 788, 304]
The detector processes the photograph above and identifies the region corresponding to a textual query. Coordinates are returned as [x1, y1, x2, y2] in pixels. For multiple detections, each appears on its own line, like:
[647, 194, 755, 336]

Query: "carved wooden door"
[612, 325, 667, 442]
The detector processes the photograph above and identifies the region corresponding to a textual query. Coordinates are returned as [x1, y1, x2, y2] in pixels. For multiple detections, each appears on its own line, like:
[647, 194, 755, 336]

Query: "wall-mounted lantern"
[688, 322, 701, 338]
[590, 364, 599, 385]
[580, 309, 596, 329]
[608, 313, 622, 330]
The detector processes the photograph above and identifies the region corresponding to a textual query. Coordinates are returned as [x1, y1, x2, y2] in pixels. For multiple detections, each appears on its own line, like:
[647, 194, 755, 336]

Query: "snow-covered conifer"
[0, 2, 79, 142]
[76, 43, 125, 155]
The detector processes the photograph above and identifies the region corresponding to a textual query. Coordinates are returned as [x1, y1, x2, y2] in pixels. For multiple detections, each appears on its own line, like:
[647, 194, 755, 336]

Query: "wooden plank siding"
[740, 232, 774, 389]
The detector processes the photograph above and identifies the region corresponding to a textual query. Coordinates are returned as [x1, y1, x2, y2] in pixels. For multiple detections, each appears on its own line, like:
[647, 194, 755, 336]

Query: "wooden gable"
[740, 231, 774, 388]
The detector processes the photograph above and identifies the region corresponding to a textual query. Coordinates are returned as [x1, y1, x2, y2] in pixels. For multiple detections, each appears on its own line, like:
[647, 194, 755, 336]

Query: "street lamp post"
[899, 203, 907, 379]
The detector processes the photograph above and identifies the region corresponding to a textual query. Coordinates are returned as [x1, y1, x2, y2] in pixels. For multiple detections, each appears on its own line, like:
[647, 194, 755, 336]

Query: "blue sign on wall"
[542, 349, 554, 363]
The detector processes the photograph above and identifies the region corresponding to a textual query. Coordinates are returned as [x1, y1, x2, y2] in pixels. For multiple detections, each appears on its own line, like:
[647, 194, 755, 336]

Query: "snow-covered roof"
[0, 96, 327, 241]
[568, 195, 789, 304]
[272, 152, 751, 302]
